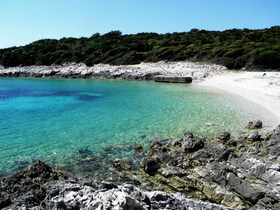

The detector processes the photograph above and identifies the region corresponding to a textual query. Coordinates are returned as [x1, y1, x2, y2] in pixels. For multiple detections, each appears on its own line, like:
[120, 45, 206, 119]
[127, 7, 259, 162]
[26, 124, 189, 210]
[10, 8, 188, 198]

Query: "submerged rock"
[78, 147, 93, 159]
[134, 144, 144, 153]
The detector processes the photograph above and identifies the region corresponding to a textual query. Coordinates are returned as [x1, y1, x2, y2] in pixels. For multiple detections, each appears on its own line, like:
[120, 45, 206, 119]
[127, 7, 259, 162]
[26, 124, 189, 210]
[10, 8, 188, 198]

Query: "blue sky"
[0, 0, 279, 48]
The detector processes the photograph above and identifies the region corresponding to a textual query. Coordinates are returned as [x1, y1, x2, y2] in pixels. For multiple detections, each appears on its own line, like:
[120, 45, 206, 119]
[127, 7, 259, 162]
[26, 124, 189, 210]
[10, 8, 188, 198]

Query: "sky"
[0, 0, 279, 48]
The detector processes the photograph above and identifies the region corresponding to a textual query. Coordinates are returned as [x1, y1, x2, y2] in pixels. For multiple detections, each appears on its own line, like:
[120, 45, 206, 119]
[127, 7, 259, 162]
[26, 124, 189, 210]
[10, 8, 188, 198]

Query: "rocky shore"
[0, 161, 231, 210]
[1, 121, 280, 209]
[0, 62, 226, 81]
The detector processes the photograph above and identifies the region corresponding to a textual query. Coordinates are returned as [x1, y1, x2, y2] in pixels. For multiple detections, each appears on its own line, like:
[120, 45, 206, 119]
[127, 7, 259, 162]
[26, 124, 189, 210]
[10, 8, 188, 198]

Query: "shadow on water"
[0, 88, 103, 102]
[0, 88, 32, 100]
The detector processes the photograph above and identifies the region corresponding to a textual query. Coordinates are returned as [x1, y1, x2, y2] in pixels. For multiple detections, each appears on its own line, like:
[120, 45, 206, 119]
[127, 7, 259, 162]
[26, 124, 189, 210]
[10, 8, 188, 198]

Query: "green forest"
[0, 27, 280, 70]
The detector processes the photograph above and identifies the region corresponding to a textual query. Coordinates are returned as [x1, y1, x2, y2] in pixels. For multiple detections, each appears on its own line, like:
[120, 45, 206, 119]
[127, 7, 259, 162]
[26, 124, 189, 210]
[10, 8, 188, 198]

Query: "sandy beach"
[200, 71, 280, 124]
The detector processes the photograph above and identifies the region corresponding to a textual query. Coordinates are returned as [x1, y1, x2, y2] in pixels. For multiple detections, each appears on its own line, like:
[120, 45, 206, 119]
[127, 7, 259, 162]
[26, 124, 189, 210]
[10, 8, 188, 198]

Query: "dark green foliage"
[0, 27, 280, 70]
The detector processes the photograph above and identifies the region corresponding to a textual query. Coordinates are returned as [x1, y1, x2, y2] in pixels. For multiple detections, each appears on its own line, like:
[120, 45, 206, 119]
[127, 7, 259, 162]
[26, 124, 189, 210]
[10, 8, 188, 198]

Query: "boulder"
[246, 120, 263, 129]
[182, 137, 204, 153]
[247, 132, 261, 141]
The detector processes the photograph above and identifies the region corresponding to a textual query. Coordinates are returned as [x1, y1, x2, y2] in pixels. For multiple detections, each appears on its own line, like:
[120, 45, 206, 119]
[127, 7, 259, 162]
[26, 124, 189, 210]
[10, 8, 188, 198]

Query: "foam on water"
[0, 78, 274, 176]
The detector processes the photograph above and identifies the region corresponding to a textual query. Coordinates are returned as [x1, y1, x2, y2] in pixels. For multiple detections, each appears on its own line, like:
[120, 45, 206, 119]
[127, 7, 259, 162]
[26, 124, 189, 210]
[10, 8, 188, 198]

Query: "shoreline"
[1, 61, 280, 126]
[200, 71, 280, 125]
[1, 123, 280, 209]
[1, 62, 280, 209]
[0, 61, 226, 80]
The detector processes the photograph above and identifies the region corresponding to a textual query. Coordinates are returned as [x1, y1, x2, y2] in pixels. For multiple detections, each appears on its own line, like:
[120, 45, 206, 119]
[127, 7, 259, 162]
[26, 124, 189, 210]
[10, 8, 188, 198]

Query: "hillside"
[0, 27, 280, 70]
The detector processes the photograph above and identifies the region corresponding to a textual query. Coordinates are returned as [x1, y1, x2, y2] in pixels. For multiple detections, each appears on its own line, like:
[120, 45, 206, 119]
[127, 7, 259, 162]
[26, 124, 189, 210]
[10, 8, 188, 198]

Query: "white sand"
[200, 71, 280, 125]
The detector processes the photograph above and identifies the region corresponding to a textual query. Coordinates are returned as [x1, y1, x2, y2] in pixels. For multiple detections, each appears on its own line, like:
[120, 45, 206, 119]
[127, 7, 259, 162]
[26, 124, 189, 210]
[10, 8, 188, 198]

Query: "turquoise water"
[0, 78, 257, 176]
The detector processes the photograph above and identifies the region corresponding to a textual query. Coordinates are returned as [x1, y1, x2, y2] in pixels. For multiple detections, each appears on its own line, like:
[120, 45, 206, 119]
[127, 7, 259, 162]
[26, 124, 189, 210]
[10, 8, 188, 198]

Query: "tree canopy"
[0, 27, 280, 70]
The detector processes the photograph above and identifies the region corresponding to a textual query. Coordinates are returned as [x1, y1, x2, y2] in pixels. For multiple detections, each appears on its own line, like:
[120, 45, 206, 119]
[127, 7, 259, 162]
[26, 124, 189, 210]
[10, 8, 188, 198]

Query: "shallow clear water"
[0, 78, 271, 176]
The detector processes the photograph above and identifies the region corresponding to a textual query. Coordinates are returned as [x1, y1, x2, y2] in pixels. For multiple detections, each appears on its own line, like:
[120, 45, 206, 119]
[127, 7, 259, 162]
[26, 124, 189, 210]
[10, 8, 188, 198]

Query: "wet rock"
[182, 137, 204, 153]
[217, 132, 231, 141]
[142, 158, 161, 176]
[246, 120, 263, 129]
[134, 144, 144, 153]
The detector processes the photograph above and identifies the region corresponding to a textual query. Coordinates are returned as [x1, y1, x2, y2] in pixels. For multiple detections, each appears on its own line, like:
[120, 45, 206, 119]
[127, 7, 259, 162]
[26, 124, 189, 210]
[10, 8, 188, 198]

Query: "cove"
[0, 78, 273, 176]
